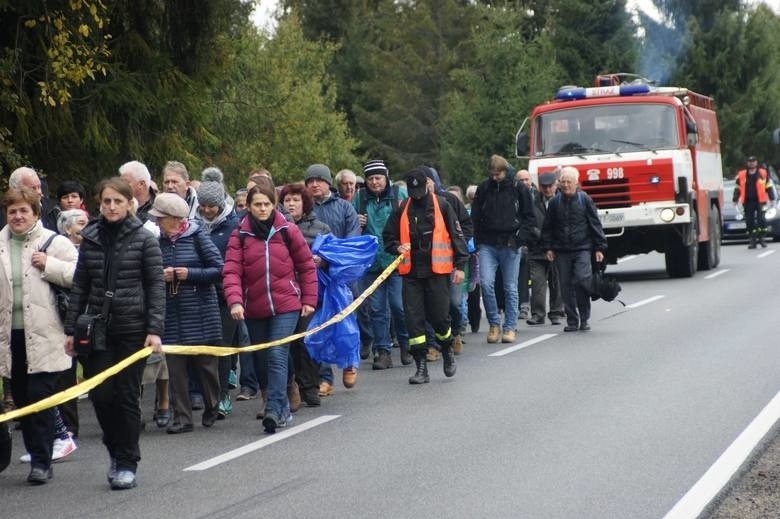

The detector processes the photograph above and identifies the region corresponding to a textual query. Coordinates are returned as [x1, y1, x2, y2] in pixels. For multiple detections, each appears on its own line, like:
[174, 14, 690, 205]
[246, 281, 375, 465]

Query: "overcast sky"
[252, 0, 780, 31]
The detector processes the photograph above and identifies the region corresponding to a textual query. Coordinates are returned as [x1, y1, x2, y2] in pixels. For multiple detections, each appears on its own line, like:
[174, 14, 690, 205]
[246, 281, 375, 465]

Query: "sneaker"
[487, 325, 501, 343]
[526, 317, 544, 325]
[110, 469, 137, 490]
[217, 398, 232, 419]
[262, 412, 280, 434]
[372, 350, 393, 370]
[52, 436, 77, 461]
[518, 306, 530, 320]
[227, 370, 238, 390]
[19, 452, 31, 463]
[501, 329, 516, 343]
[235, 388, 257, 401]
[318, 381, 334, 397]
[107, 458, 117, 484]
[564, 324, 579, 332]
[342, 367, 358, 388]
[549, 316, 562, 325]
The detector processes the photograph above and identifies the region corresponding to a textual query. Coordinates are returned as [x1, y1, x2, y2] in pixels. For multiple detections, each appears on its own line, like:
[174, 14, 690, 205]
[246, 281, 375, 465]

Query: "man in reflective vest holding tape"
[383, 168, 469, 384]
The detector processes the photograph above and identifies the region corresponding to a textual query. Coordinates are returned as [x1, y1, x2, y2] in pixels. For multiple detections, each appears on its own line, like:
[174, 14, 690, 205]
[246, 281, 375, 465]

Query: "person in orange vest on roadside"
[383, 168, 469, 384]
[733, 155, 775, 249]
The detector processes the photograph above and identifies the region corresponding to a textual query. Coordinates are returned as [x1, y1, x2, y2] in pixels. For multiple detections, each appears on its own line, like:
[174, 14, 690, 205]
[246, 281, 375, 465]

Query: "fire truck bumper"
[598, 202, 692, 230]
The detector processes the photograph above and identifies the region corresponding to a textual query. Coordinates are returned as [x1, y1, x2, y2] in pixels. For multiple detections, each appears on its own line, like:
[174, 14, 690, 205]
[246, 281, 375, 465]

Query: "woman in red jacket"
[222, 182, 317, 433]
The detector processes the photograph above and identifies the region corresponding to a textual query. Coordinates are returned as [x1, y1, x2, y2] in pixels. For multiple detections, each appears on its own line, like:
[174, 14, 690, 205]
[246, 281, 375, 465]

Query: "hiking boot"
[360, 341, 372, 360]
[301, 387, 321, 407]
[426, 348, 440, 362]
[452, 335, 463, 355]
[748, 236, 757, 249]
[400, 343, 413, 365]
[526, 316, 544, 325]
[342, 367, 358, 388]
[441, 345, 456, 378]
[408, 351, 429, 385]
[27, 466, 53, 485]
[487, 325, 501, 343]
[564, 324, 579, 332]
[372, 350, 393, 370]
[501, 329, 516, 343]
[759, 235, 768, 248]
[262, 412, 280, 434]
[318, 381, 334, 397]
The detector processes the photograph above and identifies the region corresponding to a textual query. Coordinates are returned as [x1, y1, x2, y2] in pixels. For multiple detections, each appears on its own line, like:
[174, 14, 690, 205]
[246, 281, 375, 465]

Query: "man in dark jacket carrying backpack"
[542, 166, 607, 332]
[471, 155, 535, 344]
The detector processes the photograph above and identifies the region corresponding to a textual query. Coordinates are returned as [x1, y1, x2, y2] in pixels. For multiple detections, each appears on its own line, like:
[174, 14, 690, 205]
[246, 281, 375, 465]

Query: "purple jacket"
[222, 211, 317, 319]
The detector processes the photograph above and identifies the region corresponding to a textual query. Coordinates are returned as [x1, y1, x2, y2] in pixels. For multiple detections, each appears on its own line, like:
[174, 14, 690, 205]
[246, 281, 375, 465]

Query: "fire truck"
[516, 73, 724, 278]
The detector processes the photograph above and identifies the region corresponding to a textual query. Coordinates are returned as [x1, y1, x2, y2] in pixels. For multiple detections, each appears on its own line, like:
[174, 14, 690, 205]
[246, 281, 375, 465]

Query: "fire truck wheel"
[665, 216, 698, 278]
[698, 206, 721, 271]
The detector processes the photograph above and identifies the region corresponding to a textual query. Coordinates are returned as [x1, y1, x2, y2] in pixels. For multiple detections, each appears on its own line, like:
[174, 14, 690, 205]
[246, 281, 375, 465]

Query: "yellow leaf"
[78, 24, 90, 37]
[47, 96, 56, 107]
[24, 19, 37, 28]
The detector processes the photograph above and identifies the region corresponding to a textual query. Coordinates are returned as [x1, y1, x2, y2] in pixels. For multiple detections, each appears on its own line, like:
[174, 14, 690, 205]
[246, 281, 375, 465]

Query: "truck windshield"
[533, 103, 678, 157]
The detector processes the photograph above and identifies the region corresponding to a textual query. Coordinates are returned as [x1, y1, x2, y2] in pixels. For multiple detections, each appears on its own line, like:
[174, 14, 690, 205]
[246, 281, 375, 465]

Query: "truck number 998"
[606, 167, 624, 179]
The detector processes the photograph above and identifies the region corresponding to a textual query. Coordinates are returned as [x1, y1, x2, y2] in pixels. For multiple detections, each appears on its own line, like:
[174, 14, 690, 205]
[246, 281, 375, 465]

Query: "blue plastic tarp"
[305, 234, 378, 368]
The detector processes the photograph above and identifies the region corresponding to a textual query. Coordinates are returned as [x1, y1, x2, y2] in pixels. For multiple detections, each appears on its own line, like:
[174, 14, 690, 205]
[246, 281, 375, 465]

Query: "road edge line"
[704, 269, 730, 280]
[626, 295, 665, 309]
[183, 415, 341, 471]
[662, 389, 780, 519]
[488, 334, 557, 357]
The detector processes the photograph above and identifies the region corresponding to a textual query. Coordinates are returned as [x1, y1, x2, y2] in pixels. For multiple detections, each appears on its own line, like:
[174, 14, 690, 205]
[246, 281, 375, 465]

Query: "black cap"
[539, 172, 557, 186]
[747, 155, 757, 161]
[405, 168, 428, 198]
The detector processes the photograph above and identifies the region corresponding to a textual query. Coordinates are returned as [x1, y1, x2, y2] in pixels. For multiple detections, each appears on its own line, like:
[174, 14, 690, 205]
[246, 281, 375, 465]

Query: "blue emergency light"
[555, 84, 651, 101]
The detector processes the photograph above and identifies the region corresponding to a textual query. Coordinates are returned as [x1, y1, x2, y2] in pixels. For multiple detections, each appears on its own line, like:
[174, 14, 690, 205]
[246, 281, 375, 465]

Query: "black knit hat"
[363, 159, 389, 181]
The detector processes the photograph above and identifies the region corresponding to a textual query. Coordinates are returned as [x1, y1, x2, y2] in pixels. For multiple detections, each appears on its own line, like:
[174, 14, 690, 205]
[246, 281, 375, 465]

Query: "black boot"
[441, 342, 457, 378]
[758, 232, 768, 248]
[400, 342, 413, 366]
[748, 235, 757, 249]
[408, 349, 429, 385]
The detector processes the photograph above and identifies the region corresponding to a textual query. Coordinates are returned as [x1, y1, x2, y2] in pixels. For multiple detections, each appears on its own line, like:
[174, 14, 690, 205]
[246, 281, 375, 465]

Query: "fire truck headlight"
[660, 208, 675, 222]
[649, 176, 661, 184]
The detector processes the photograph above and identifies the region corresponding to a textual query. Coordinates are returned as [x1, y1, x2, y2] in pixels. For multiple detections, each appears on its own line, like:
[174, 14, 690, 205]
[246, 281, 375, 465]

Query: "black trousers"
[467, 285, 482, 332]
[81, 332, 146, 473]
[403, 274, 453, 352]
[290, 313, 320, 393]
[219, 303, 239, 400]
[744, 200, 767, 236]
[10, 330, 60, 470]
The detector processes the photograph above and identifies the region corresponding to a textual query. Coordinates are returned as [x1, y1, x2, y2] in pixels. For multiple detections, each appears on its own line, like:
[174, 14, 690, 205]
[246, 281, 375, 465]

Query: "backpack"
[38, 233, 70, 322]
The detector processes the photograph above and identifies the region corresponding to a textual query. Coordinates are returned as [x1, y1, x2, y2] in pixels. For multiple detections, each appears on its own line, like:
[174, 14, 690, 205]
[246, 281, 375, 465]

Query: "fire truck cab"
[516, 73, 724, 278]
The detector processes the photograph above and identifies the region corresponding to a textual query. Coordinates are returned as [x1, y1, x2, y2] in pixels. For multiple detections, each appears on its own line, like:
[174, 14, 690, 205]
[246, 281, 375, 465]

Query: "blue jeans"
[246, 311, 299, 419]
[555, 251, 592, 325]
[237, 321, 258, 393]
[479, 244, 521, 329]
[367, 271, 408, 352]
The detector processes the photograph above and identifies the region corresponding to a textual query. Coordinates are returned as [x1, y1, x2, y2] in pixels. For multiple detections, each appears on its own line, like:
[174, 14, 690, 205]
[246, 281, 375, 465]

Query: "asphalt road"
[0, 243, 779, 519]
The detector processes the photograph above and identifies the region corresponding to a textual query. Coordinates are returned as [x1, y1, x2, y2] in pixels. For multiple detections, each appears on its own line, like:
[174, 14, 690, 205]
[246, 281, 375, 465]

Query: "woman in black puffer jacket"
[64, 178, 165, 490]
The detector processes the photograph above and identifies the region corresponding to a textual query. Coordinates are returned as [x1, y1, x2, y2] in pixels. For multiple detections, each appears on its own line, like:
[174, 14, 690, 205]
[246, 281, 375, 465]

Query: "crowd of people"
[0, 157, 607, 489]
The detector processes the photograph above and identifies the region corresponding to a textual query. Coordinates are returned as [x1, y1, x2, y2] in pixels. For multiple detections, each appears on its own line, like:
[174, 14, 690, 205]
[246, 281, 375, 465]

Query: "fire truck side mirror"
[772, 128, 780, 145]
[686, 120, 698, 147]
[516, 131, 529, 157]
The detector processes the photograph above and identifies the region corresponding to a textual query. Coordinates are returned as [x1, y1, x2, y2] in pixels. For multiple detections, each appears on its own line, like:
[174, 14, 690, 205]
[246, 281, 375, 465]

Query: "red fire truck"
[516, 73, 724, 277]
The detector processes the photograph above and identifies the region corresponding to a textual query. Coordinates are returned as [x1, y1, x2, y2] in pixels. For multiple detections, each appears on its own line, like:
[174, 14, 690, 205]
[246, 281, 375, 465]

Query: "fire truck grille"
[581, 179, 630, 209]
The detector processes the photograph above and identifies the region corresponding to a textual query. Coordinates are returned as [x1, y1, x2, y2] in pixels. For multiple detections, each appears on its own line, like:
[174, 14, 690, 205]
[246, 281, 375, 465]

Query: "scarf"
[248, 210, 275, 241]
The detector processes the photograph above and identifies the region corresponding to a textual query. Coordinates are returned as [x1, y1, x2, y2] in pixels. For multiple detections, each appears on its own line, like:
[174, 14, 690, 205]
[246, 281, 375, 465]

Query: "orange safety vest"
[736, 168, 770, 204]
[398, 194, 453, 275]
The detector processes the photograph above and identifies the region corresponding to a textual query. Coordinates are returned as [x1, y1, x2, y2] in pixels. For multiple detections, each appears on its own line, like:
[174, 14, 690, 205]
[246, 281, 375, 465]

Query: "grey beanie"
[197, 181, 226, 208]
[304, 164, 333, 186]
[201, 166, 224, 184]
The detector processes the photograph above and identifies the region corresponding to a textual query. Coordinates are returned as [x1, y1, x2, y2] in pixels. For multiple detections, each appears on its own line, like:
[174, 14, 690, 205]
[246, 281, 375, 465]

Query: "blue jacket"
[312, 193, 360, 239]
[198, 206, 239, 259]
[159, 221, 224, 345]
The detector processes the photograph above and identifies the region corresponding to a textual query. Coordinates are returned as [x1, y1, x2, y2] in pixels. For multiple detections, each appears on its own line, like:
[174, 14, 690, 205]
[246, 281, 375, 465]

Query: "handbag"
[38, 234, 70, 323]
[73, 230, 136, 356]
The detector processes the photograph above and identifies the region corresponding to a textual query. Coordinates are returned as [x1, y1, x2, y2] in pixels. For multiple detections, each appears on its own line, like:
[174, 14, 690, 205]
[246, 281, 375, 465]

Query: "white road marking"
[183, 415, 341, 471]
[617, 254, 638, 263]
[626, 295, 665, 308]
[703, 269, 730, 279]
[489, 334, 557, 357]
[757, 249, 775, 259]
[662, 389, 780, 519]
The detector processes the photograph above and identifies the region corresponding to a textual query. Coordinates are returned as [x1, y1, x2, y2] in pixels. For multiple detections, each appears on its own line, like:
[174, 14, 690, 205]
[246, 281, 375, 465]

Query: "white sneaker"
[19, 436, 78, 463]
[52, 436, 77, 461]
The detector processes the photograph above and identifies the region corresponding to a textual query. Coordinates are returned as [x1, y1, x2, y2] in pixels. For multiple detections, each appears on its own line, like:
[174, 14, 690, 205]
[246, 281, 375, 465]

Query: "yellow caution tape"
[0, 254, 403, 423]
